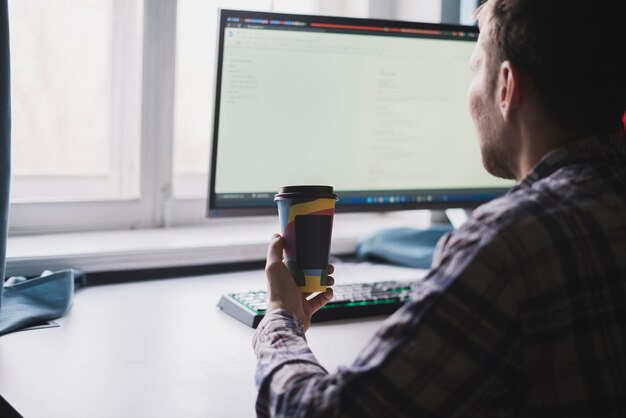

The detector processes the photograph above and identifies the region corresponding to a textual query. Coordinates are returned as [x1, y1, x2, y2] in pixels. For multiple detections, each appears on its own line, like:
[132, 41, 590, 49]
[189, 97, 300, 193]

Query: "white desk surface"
[0, 261, 427, 418]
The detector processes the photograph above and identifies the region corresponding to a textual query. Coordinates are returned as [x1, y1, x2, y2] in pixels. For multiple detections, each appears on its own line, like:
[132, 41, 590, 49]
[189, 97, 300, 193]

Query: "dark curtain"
[0, 0, 11, 318]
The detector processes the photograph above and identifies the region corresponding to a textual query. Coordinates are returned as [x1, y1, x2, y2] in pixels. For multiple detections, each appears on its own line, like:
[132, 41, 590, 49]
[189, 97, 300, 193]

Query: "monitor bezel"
[207, 9, 509, 218]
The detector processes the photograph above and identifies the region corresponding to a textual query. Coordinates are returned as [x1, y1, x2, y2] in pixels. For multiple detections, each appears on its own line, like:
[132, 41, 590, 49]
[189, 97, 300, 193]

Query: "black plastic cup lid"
[274, 185, 337, 200]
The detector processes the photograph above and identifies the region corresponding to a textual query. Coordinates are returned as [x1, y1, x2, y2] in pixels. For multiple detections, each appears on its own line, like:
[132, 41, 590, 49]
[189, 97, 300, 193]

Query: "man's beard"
[480, 137, 517, 180]
[471, 95, 517, 180]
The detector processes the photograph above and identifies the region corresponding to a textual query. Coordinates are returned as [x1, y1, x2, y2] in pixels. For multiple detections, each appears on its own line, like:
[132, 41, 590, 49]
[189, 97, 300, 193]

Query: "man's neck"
[514, 118, 574, 181]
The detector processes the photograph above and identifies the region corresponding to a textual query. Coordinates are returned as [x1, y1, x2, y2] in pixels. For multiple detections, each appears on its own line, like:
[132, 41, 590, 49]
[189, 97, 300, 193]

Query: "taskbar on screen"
[213, 188, 508, 209]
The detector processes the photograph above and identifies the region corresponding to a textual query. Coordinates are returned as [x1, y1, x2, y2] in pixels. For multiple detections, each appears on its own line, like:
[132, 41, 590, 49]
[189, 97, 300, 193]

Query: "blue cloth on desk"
[0, 270, 86, 335]
[355, 225, 453, 269]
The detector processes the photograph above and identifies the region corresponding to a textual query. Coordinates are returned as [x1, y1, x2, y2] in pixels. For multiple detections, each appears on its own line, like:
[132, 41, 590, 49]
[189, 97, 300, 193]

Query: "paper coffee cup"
[274, 186, 338, 293]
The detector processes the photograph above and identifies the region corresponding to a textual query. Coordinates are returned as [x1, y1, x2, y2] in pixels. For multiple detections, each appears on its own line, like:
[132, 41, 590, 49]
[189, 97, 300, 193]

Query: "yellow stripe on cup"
[298, 275, 327, 293]
[287, 198, 336, 224]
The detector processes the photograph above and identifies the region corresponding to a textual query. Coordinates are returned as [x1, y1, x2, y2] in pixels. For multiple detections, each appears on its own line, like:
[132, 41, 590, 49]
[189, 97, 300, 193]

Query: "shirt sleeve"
[253, 218, 524, 418]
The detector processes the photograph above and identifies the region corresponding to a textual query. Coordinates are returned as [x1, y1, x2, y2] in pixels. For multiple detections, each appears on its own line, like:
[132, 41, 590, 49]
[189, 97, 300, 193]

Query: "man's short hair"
[481, 0, 626, 137]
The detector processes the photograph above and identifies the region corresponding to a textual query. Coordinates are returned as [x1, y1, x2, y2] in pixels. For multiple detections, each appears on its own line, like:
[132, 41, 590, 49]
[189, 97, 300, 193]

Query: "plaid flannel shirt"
[253, 132, 626, 418]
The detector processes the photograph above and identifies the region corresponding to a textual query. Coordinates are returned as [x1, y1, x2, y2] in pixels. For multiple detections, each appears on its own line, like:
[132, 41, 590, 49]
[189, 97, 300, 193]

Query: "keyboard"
[217, 280, 418, 328]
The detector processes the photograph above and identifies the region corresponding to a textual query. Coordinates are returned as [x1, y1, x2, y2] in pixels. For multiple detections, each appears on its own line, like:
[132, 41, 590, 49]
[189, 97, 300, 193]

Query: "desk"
[0, 262, 426, 418]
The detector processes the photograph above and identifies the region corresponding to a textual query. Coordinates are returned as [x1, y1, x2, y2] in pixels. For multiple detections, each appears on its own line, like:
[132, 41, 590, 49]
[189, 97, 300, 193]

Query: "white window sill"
[6, 211, 431, 277]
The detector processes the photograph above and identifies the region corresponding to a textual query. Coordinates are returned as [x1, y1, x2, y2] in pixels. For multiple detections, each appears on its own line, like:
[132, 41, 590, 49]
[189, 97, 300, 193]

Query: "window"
[8, 0, 145, 234]
[9, 0, 467, 235]
[10, 0, 142, 203]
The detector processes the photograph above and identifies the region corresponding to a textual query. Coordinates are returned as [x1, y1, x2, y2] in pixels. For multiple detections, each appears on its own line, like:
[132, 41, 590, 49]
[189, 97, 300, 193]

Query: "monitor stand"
[430, 208, 471, 230]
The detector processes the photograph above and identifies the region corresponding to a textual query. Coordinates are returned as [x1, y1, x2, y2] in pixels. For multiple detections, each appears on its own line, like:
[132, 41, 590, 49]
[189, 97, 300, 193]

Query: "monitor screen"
[208, 9, 513, 217]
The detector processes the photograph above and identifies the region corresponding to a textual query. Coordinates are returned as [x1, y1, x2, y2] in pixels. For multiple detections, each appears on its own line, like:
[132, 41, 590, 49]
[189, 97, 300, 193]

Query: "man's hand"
[265, 233, 334, 331]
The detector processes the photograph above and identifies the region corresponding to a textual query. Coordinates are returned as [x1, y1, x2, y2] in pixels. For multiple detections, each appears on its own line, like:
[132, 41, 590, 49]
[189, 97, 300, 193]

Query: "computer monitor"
[207, 9, 513, 217]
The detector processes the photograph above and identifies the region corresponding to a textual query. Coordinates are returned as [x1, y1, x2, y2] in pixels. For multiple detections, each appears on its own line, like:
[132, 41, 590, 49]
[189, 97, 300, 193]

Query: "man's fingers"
[328, 264, 335, 274]
[307, 288, 334, 314]
[266, 234, 284, 267]
[327, 276, 335, 286]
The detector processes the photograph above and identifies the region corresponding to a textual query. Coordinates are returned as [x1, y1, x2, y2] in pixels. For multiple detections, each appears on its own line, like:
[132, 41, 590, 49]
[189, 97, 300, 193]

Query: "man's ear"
[497, 60, 521, 121]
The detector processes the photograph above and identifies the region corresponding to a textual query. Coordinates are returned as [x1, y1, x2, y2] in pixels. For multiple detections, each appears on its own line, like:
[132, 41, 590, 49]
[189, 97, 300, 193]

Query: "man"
[253, 0, 626, 416]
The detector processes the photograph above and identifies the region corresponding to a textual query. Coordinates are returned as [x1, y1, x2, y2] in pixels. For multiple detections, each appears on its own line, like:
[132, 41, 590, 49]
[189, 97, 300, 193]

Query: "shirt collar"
[514, 131, 626, 190]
